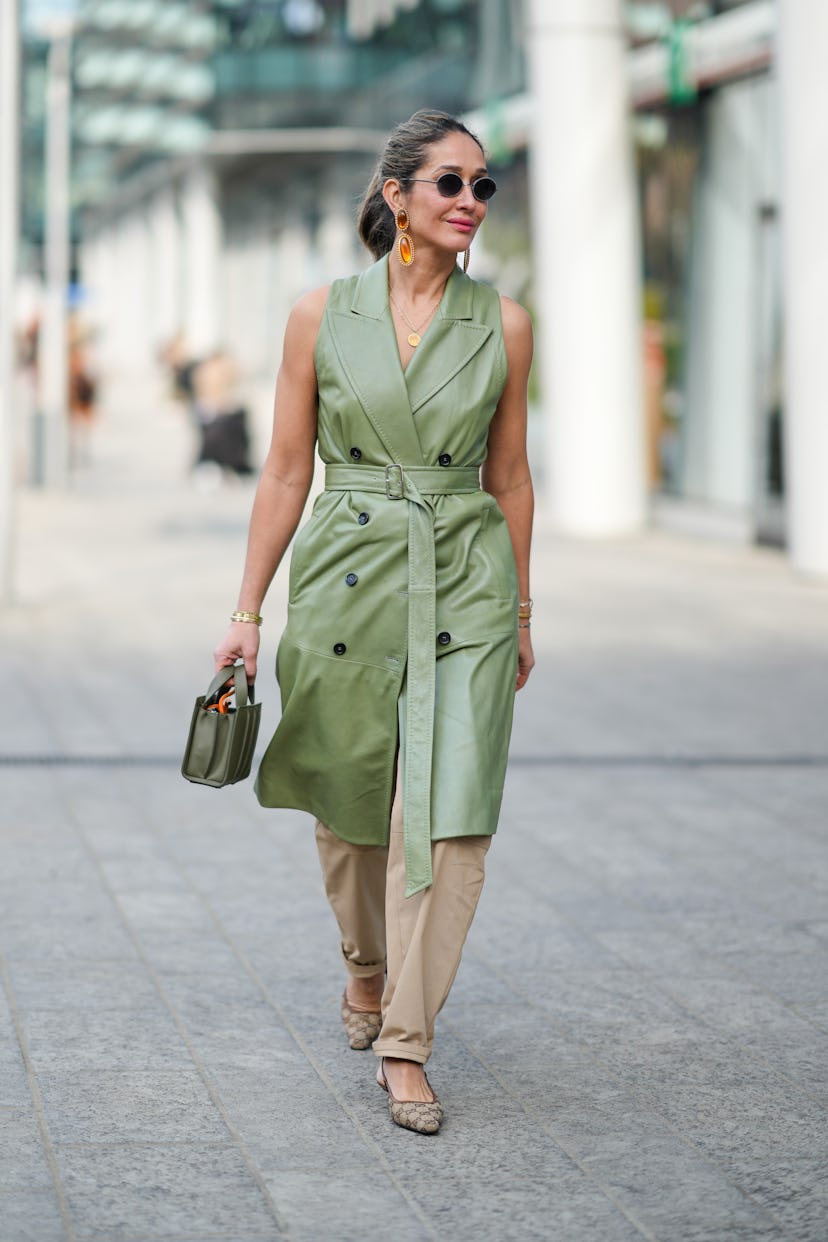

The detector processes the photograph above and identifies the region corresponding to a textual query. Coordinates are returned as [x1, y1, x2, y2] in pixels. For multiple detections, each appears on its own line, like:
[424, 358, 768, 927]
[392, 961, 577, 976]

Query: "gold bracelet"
[519, 598, 533, 610]
[231, 610, 263, 625]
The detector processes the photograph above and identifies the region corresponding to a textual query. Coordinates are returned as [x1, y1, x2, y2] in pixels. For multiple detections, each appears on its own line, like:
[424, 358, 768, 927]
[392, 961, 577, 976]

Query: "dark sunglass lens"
[435, 173, 464, 197]
[472, 177, 497, 201]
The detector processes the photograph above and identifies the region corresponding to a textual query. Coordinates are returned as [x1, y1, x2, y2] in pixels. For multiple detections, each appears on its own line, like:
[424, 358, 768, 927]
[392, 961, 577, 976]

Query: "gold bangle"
[231, 610, 263, 625]
[519, 598, 533, 609]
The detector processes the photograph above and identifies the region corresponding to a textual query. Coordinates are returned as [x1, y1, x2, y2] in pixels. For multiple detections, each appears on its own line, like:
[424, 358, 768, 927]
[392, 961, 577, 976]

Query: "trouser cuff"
[373, 1039, 430, 1065]
[341, 946, 386, 978]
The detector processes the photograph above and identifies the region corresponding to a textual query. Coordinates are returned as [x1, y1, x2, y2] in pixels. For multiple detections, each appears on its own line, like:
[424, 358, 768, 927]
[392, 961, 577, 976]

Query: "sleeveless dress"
[255, 253, 519, 896]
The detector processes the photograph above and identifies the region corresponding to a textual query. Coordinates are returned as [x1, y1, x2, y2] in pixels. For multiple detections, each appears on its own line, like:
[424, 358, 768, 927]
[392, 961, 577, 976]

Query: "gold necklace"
[389, 289, 441, 347]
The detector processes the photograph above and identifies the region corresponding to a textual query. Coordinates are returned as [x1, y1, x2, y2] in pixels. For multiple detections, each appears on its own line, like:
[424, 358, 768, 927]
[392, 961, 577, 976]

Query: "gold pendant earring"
[396, 208, 413, 266]
[463, 246, 470, 274]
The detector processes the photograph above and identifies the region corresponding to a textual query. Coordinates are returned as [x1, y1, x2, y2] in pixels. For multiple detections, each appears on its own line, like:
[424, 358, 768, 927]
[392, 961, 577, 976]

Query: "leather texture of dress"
[254, 253, 519, 896]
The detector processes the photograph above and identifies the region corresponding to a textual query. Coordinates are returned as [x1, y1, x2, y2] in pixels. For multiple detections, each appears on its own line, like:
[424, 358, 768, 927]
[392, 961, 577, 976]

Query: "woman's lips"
[447, 219, 474, 233]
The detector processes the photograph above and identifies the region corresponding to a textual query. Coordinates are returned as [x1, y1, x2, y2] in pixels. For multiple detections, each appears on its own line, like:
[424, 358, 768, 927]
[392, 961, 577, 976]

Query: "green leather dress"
[255, 253, 519, 896]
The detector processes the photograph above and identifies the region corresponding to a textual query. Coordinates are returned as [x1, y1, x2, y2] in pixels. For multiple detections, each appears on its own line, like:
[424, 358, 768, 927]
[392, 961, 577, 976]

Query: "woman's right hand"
[213, 621, 260, 683]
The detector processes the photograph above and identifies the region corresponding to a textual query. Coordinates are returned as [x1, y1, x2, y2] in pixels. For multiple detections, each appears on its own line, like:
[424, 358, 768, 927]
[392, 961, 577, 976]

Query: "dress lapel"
[404, 265, 493, 415]
[326, 255, 425, 465]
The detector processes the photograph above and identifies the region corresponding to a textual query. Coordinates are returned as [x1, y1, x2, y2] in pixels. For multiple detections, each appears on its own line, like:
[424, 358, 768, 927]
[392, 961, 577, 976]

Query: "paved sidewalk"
[2, 387, 828, 1242]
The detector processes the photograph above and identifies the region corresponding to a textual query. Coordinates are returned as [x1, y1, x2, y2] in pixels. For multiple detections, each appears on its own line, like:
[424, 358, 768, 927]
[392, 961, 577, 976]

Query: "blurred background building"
[4, 0, 826, 580]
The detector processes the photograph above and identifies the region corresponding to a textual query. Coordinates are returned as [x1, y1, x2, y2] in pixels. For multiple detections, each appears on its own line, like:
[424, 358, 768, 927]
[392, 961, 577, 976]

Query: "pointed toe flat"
[376, 1058, 443, 1134]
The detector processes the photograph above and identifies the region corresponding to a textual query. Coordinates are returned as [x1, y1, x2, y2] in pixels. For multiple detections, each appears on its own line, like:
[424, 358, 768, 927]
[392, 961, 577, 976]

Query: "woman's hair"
[357, 110, 485, 259]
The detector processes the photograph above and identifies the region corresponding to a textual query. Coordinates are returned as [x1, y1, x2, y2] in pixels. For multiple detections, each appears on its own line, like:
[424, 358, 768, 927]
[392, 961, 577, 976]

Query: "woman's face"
[392, 132, 490, 260]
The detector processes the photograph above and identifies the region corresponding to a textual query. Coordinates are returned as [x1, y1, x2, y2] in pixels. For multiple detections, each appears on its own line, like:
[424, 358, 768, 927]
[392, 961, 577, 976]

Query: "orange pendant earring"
[463, 246, 470, 273]
[396, 208, 413, 266]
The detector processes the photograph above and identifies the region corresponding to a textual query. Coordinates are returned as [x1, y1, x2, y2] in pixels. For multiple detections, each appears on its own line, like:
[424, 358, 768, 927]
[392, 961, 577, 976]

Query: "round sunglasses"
[407, 172, 497, 202]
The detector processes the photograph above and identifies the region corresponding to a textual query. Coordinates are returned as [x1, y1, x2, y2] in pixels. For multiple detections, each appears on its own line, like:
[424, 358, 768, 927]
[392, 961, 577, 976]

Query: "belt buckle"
[385, 463, 405, 500]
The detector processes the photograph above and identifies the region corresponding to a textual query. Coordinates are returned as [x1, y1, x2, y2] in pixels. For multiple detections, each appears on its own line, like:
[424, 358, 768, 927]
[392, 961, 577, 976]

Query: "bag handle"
[207, 662, 254, 707]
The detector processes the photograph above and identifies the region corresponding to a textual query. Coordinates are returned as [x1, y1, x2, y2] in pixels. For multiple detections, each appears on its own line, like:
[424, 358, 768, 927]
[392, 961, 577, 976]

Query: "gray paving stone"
[408, 1170, 648, 1242]
[157, 977, 301, 1073]
[5, 960, 159, 1012]
[38, 1071, 228, 1145]
[21, 1007, 195, 1074]
[261, 1169, 433, 1242]
[207, 1066, 376, 1171]
[1, 882, 138, 963]
[0, 1190, 68, 1241]
[574, 1131, 786, 1241]
[0, 1107, 53, 1191]
[130, 930, 242, 978]
[55, 1144, 283, 1240]
[0, 1056, 31, 1108]
[115, 891, 223, 936]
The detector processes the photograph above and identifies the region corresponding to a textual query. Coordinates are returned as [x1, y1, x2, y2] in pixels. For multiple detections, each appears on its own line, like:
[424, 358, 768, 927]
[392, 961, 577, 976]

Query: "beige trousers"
[315, 772, 490, 1064]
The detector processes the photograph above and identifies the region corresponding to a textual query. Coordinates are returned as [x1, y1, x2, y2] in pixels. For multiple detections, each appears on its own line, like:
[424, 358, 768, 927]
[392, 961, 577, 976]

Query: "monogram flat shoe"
[376, 1057, 443, 1134]
[341, 989, 382, 1050]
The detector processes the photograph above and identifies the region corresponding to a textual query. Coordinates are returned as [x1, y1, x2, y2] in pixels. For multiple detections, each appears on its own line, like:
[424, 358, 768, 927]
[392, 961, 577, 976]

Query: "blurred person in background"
[213, 110, 534, 1135]
[191, 348, 253, 484]
[67, 313, 98, 470]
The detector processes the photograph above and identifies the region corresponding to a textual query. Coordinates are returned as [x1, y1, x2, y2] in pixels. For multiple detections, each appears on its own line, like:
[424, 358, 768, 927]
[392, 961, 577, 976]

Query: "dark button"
[345, 573, 358, 587]
[357, 512, 369, 525]
[438, 452, 452, 467]
[437, 631, 451, 646]
[349, 447, 362, 461]
[333, 642, 347, 655]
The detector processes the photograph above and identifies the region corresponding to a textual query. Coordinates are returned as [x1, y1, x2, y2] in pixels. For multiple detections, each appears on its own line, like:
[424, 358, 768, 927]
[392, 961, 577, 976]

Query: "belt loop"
[385, 463, 405, 499]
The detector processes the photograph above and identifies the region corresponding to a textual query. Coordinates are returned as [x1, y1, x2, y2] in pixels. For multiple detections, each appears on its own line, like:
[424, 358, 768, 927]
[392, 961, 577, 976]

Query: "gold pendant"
[407, 332, 421, 347]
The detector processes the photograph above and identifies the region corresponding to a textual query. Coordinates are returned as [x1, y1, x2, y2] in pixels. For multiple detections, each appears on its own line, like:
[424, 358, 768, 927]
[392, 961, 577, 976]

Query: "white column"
[182, 165, 222, 357]
[0, 0, 20, 599]
[527, 0, 645, 534]
[149, 188, 182, 354]
[779, 2, 828, 576]
[681, 78, 768, 513]
[111, 210, 153, 377]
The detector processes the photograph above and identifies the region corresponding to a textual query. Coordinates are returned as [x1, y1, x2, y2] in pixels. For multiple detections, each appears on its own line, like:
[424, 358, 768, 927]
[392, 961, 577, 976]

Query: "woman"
[214, 110, 534, 1134]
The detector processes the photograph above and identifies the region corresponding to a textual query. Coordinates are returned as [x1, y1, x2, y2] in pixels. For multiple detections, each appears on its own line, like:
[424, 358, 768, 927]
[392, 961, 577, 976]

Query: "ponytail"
[357, 171, 396, 261]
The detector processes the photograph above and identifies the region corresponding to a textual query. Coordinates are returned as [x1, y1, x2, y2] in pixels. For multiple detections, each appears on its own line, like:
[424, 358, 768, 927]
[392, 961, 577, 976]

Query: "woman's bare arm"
[213, 286, 328, 679]
[481, 295, 535, 690]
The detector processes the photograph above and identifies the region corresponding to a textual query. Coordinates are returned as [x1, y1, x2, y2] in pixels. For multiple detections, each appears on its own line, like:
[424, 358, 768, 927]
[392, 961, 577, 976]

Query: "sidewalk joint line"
[3, 751, 827, 768]
[0, 952, 79, 1242]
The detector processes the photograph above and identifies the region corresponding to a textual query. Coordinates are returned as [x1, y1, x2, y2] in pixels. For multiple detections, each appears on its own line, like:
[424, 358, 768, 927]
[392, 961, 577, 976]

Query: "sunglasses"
[407, 172, 497, 202]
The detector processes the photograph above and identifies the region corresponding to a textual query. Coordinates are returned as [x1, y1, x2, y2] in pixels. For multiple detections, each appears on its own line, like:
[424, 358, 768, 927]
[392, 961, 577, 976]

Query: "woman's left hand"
[516, 626, 535, 691]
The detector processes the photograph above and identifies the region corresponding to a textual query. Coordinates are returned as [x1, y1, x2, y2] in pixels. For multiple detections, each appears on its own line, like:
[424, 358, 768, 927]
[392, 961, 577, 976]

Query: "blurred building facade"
[31, 1, 522, 394]
[15, 0, 824, 570]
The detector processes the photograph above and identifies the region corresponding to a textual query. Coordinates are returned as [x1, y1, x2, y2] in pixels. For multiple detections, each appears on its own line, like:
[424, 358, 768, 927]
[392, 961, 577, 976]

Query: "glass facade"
[635, 61, 783, 541]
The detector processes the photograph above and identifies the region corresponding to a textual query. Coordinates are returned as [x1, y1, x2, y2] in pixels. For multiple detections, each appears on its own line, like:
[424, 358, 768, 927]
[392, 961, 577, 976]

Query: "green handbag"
[181, 662, 261, 787]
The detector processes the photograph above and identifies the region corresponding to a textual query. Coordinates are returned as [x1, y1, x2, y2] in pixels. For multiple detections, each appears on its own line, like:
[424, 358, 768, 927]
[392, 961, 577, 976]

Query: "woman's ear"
[382, 178, 404, 216]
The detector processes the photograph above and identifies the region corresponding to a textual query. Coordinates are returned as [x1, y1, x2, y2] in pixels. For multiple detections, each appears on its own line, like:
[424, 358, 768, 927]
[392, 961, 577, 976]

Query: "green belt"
[325, 463, 481, 897]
